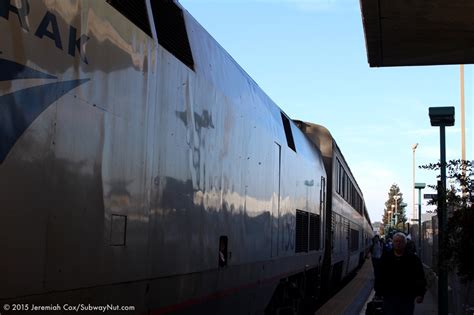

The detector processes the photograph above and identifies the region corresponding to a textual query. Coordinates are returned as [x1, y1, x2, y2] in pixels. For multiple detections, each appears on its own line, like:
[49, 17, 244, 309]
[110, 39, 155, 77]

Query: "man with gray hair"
[374, 232, 426, 314]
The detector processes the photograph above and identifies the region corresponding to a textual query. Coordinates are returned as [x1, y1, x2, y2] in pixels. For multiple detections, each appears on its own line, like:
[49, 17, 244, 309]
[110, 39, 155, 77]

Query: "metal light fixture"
[414, 182, 426, 258]
[412, 143, 419, 224]
[429, 107, 455, 126]
[429, 106, 454, 315]
[393, 195, 400, 227]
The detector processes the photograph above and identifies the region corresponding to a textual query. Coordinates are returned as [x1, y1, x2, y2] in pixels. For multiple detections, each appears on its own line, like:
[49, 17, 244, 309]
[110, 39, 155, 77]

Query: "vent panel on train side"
[296, 210, 308, 253]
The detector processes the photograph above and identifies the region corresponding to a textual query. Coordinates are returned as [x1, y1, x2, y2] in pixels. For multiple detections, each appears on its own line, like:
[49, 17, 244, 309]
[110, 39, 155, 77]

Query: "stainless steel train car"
[0, 0, 371, 313]
[293, 122, 373, 295]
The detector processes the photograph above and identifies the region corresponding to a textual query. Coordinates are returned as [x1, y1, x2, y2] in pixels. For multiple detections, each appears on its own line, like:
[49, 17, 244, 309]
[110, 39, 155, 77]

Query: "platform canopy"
[360, 0, 474, 67]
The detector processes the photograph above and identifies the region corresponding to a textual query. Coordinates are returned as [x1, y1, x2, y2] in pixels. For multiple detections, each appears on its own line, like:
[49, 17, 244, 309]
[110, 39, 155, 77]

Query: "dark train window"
[337, 159, 343, 194]
[342, 172, 346, 199]
[106, 0, 152, 37]
[281, 113, 296, 152]
[150, 0, 195, 70]
[350, 228, 359, 252]
[309, 213, 321, 251]
[295, 210, 308, 253]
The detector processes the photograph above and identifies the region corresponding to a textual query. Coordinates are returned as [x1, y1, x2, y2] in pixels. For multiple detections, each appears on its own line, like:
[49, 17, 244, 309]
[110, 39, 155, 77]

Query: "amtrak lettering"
[0, 0, 90, 64]
[0, 0, 30, 31]
[0, 58, 90, 163]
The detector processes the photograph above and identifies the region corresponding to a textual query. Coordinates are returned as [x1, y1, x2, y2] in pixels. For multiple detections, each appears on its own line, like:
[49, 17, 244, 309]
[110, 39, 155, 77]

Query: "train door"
[271, 142, 281, 257]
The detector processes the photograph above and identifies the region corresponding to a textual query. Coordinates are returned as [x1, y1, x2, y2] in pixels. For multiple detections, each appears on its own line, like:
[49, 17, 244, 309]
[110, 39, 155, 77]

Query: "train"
[0, 0, 372, 314]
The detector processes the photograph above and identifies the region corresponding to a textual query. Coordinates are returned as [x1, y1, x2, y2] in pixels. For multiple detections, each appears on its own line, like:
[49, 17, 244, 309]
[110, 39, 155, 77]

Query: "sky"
[178, 0, 473, 224]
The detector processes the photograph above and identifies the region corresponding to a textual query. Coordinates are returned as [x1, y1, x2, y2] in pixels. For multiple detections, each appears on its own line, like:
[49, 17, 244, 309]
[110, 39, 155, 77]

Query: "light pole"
[429, 106, 455, 315]
[412, 143, 419, 224]
[393, 195, 400, 228]
[388, 209, 392, 230]
[384, 208, 392, 235]
[414, 183, 426, 258]
[400, 202, 407, 232]
[460, 65, 466, 176]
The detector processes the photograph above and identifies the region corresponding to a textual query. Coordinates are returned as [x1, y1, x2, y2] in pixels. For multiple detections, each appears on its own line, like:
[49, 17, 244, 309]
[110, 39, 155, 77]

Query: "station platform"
[359, 285, 438, 314]
[315, 259, 374, 315]
[315, 259, 438, 314]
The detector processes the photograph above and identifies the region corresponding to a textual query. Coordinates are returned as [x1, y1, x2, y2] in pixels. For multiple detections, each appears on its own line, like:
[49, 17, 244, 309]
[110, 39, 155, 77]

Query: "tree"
[382, 184, 407, 234]
[420, 159, 473, 281]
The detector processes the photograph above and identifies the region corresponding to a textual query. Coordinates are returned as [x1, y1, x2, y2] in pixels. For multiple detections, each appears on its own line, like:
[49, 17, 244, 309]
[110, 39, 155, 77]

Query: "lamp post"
[412, 143, 419, 224]
[393, 195, 400, 228]
[400, 202, 407, 232]
[429, 106, 455, 315]
[390, 206, 393, 228]
[460, 65, 466, 179]
[414, 183, 426, 258]
[388, 209, 393, 230]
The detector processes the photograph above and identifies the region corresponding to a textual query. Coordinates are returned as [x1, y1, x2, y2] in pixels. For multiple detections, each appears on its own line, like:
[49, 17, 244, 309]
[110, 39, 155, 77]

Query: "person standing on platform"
[374, 232, 426, 315]
[405, 234, 417, 256]
[383, 237, 393, 254]
[370, 235, 383, 291]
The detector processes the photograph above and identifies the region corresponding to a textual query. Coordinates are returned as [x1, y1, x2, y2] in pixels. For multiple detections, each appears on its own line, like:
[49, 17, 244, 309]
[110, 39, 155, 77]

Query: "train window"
[347, 181, 350, 202]
[342, 172, 346, 199]
[218, 236, 228, 267]
[345, 174, 349, 201]
[340, 164, 344, 196]
[351, 185, 355, 208]
[295, 210, 308, 253]
[150, 0, 195, 70]
[337, 160, 344, 196]
[350, 228, 359, 252]
[106, 0, 152, 37]
[309, 213, 321, 251]
[280, 113, 296, 152]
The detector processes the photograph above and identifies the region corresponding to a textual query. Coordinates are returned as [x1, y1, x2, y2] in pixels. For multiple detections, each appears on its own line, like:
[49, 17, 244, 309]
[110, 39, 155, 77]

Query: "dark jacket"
[374, 250, 426, 298]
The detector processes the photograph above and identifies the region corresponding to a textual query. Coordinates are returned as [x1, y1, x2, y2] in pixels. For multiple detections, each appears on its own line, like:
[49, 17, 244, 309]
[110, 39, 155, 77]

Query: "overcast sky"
[179, 0, 473, 223]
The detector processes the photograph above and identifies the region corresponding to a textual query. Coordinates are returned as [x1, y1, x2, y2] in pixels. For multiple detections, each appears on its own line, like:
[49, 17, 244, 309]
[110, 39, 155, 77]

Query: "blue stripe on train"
[0, 78, 89, 163]
[0, 58, 57, 81]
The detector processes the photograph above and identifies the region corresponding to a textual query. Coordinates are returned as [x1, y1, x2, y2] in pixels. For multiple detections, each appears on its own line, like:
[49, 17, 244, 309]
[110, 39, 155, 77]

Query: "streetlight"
[414, 183, 426, 258]
[460, 66, 467, 179]
[412, 143, 419, 224]
[429, 106, 455, 315]
[400, 202, 407, 232]
[393, 195, 400, 228]
[388, 209, 393, 230]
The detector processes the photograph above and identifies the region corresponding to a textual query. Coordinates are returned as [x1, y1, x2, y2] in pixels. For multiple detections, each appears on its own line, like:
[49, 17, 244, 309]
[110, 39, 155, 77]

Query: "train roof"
[182, 4, 294, 122]
[360, 0, 474, 67]
[295, 121, 373, 226]
[293, 121, 364, 198]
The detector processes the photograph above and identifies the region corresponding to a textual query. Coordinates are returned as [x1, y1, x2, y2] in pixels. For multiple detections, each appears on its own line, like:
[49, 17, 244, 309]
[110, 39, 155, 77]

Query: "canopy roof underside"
[360, 0, 474, 67]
